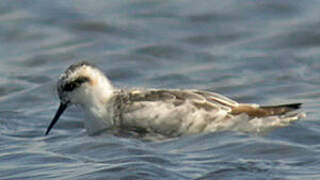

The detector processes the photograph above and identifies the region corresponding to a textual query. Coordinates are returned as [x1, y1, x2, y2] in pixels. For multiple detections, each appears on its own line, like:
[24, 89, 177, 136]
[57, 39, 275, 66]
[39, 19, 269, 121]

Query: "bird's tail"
[259, 103, 302, 116]
[231, 103, 303, 118]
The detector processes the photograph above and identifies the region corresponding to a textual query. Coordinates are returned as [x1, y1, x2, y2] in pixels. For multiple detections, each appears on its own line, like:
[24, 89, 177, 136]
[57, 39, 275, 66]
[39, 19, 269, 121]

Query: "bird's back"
[110, 89, 303, 137]
[113, 89, 235, 136]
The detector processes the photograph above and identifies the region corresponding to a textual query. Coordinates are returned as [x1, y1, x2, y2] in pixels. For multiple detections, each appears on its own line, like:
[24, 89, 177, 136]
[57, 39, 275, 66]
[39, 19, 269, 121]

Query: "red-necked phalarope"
[45, 61, 304, 137]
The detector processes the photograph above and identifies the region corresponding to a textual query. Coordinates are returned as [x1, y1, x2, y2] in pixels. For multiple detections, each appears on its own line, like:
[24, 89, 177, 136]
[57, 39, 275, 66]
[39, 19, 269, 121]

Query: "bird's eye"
[63, 82, 77, 91]
[74, 77, 90, 84]
[63, 76, 89, 92]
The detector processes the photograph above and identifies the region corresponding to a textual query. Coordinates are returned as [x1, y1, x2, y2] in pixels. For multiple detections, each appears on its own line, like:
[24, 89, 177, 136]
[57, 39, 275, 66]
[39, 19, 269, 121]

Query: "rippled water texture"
[1, 0, 320, 179]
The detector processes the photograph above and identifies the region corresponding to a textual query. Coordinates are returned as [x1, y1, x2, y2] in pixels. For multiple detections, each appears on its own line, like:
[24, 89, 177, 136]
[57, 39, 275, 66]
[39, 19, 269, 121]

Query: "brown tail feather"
[260, 103, 302, 111]
[231, 103, 302, 118]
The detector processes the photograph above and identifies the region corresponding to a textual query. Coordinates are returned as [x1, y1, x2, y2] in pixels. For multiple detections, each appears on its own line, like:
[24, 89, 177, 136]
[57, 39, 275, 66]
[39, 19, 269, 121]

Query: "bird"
[45, 61, 304, 138]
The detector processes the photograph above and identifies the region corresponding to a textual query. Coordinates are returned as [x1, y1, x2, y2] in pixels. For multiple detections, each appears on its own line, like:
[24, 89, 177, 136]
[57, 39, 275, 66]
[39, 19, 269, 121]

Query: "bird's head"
[46, 61, 113, 135]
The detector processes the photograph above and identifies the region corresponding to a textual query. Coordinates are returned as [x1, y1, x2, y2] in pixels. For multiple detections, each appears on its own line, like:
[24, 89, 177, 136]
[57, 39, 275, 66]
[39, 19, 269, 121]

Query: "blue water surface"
[1, 0, 320, 179]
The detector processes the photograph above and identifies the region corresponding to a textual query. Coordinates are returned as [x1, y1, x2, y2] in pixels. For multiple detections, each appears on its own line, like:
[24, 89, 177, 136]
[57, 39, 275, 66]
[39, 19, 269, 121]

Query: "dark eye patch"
[74, 76, 90, 84]
[63, 76, 90, 91]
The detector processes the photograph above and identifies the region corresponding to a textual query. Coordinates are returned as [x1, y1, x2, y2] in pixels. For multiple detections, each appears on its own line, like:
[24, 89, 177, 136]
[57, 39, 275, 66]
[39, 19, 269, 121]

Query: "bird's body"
[45, 62, 304, 138]
[93, 89, 238, 136]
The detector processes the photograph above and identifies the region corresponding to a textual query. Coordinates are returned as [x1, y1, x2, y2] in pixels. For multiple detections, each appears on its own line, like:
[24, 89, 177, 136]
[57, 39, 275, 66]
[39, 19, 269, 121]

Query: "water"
[1, 0, 320, 179]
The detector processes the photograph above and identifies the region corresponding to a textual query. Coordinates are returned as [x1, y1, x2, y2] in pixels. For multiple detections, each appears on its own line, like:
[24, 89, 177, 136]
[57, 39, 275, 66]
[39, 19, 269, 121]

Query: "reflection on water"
[1, 0, 320, 179]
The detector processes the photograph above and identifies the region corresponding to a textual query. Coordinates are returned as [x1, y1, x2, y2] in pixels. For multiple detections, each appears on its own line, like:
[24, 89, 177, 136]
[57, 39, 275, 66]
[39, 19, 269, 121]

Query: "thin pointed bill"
[45, 102, 69, 135]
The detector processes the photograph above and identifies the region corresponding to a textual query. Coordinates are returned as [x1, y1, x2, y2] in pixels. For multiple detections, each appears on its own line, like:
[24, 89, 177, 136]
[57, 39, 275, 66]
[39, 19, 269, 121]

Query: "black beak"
[45, 102, 69, 135]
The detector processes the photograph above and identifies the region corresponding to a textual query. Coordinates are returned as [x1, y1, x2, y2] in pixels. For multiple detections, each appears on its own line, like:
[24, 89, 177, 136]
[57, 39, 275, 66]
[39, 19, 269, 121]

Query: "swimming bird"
[45, 61, 304, 137]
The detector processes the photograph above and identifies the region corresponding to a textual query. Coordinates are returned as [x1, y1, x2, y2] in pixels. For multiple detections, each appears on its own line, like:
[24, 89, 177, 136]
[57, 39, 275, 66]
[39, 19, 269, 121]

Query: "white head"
[46, 62, 114, 135]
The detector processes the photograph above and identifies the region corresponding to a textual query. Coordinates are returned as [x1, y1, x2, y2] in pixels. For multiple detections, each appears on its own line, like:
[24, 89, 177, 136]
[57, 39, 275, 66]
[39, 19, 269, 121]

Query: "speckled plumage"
[46, 62, 304, 137]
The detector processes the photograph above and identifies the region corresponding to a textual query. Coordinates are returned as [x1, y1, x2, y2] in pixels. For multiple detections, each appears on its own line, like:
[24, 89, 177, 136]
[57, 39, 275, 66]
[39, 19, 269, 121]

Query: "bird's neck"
[81, 79, 116, 134]
[80, 93, 115, 134]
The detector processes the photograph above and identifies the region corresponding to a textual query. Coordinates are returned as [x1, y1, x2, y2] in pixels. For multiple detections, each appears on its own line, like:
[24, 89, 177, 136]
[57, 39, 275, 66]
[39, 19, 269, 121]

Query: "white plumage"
[45, 62, 304, 138]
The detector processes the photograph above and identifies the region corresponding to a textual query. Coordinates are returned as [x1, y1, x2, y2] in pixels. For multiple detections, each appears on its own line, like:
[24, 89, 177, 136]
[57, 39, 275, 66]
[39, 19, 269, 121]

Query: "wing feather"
[124, 89, 236, 112]
[116, 89, 234, 136]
